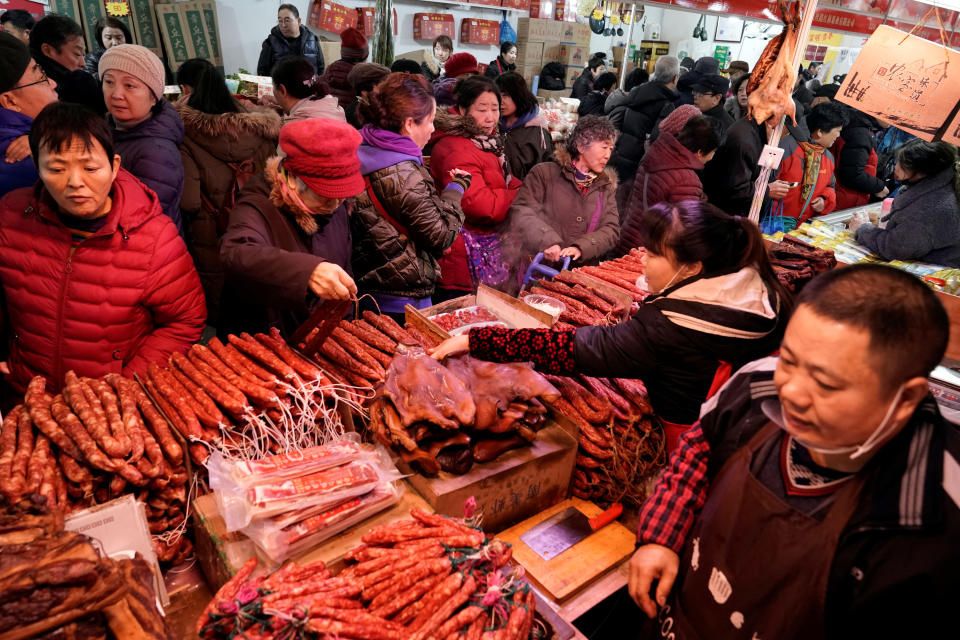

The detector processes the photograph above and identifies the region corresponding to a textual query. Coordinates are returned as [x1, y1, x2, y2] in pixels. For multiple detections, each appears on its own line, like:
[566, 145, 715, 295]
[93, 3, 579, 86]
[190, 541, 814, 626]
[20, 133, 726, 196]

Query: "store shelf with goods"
[414, 0, 530, 13]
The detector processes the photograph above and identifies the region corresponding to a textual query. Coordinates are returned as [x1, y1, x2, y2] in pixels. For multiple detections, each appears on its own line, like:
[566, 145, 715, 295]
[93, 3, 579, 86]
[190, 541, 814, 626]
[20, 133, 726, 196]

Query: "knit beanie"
[279, 118, 364, 199]
[340, 27, 368, 61]
[0, 32, 32, 94]
[444, 53, 478, 78]
[347, 62, 390, 90]
[99, 44, 165, 100]
[659, 105, 702, 138]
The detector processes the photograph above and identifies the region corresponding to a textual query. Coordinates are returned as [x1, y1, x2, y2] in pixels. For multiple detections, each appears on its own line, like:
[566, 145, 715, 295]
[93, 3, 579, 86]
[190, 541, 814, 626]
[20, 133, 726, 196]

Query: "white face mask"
[787, 383, 906, 469]
[657, 267, 687, 294]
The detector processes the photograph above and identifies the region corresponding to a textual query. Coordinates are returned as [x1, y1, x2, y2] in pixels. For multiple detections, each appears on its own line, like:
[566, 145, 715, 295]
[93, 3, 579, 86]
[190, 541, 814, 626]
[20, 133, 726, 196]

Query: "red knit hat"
[658, 105, 702, 138]
[340, 27, 368, 61]
[279, 119, 364, 199]
[444, 53, 478, 78]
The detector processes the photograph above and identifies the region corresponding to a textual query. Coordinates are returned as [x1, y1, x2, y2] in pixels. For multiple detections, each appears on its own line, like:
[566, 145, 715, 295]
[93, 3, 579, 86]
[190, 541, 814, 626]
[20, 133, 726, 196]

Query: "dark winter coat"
[219, 170, 352, 337]
[832, 109, 885, 210]
[610, 81, 678, 182]
[428, 109, 522, 291]
[577, 90, 608, 118]
[620, 132, 705, 253]
[483, 56, 516, 78]
[503, 109, 554, 180]
[109, 100, 185, 231]
[604, 88, 632, 129]
[571, 69, 594, 99]
[33, 52, 105, 115]
[84, 48, 105, 79]
[175, 100, 282, 324]
[0, 169, 206, 392]
[688, 359, 960, 640]
[0, 108, 37, 199]
[855, 167, 960, 267]
[702, 117, 767, 216]
[574, 267, 785, 424]
[509, 147, 620, 264]
[352, 139, 465, 299]
[724, 95, 745, 122]
[701, 101, 734, 134]
[323, 59, 361, 110]
[257, 25, 324, 77]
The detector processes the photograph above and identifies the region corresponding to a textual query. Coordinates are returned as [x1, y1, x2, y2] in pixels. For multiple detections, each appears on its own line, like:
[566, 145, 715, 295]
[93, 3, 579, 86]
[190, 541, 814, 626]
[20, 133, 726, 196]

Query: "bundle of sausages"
[0, 494, 173, 640]
[368, 354, 561, 476]
[0, 373, 191, 564]
[770, 235, 837, 293]
[196, 508, 541, 640]
[145, 328, 340, 464]
[546, 374, 664, 507]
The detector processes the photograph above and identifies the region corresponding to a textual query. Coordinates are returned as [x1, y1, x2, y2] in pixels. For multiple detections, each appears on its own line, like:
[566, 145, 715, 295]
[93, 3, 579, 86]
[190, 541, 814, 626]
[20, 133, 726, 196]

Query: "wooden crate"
[397, 422, 577, 533]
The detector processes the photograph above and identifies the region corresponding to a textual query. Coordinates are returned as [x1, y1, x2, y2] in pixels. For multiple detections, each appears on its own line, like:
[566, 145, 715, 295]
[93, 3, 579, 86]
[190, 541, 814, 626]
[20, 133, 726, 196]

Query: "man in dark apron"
[629, 263, 960, 639]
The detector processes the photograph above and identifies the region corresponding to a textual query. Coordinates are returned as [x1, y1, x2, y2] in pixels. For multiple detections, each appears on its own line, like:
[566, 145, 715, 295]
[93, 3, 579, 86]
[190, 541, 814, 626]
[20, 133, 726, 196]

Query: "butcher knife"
[287, 299, 352, 357]
[520, 503, 623, 561]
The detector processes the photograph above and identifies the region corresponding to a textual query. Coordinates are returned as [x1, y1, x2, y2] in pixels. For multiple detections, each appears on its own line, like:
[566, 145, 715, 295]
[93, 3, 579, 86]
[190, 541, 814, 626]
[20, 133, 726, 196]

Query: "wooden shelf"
[414, 0, 530, 14]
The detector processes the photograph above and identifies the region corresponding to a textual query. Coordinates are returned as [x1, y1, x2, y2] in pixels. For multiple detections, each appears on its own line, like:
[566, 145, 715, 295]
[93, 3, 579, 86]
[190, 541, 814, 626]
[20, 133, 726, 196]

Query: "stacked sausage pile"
[145, 328, 339, 463]
[770, 235, 838, 293]
[0, 494, 173, 639]
[546, 375, 664, 507]
[368, 353, 561, 476]
[197, 509, 540, 640]
[1, 372, 191, 563]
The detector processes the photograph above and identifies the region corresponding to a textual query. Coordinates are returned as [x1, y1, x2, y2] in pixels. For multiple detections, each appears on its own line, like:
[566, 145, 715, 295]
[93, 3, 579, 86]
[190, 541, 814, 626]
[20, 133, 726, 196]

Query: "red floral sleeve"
[468, 327, 578, 375]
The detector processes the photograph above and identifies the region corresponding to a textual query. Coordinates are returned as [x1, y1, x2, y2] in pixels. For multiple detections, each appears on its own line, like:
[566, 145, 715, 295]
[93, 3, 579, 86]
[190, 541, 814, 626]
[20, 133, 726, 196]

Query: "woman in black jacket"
[496, 72, 554, 179]
[571, 53, 607, 99]
[484, 41, 518, 79]
[432, 200, 791, 454]
[578, 71, 617, 117]
[83, 16, 131, 79]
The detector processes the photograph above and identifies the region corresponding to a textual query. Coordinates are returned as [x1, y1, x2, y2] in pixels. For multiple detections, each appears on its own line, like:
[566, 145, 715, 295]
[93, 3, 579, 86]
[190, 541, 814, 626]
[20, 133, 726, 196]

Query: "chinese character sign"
[837, 25, 960, 141]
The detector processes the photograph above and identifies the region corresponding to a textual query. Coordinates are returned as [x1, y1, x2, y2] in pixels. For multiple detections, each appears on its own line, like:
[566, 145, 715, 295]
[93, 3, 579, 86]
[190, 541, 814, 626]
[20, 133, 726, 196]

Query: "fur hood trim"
[264, 155, 319, 235]
[554, 147, 618, 190]
[175, 101, 282, 140]
[432, 107, 491, 139]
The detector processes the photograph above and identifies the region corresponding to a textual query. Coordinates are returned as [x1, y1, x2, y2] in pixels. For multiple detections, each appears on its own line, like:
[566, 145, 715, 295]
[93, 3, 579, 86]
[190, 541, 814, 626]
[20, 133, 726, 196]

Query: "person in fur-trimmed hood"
[509, 115, 620, 266]
[175, 60, 282, 325]
[219, 118, 362, 337]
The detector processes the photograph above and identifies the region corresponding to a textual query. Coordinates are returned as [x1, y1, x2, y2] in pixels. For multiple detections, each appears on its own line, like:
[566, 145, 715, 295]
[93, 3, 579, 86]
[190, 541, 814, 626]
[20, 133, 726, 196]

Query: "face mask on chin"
[278, 165, 321, 216]
[785, 384, 906, 473]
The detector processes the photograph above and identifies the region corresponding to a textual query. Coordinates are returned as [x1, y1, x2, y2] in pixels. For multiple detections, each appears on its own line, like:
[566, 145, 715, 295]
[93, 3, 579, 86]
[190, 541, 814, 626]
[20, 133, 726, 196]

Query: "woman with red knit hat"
[434, 53, 478, 107]
[323, 27, 369, 110]
[219, 118, 363, 337]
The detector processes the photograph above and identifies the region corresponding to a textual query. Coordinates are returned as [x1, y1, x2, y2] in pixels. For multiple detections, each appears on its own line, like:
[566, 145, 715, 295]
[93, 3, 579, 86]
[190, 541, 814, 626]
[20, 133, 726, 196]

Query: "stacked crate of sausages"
[0, 372, 191, 564]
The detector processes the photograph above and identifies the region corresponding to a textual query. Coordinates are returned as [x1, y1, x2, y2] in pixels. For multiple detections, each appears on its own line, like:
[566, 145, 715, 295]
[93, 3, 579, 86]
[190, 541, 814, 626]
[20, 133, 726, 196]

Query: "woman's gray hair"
[566, 115, 617, 159]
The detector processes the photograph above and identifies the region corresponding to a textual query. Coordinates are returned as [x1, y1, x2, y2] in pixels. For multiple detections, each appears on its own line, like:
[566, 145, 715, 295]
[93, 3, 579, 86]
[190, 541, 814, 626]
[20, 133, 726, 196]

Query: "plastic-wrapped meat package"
[231, 439, 364, 485]
[243, 482, 403, 562]
[247, 461, 380, 509]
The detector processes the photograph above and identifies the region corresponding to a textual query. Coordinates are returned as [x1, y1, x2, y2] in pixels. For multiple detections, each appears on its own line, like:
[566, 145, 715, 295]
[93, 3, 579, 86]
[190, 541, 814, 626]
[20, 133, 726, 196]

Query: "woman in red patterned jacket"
[0, 103, 205, 393]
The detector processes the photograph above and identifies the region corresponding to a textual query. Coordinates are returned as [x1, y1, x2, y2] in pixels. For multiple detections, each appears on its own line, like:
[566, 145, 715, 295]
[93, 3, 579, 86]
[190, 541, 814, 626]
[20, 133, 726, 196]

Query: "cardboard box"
[318, 40, 342, 68]
[128, 0, 164, 60]
[502, 0, 531, 9]
[399, 423, 577, 533]
[518, 64, 539, 89]
[542, 41, 563, 63]
[516, 17, 563, 42]
[516, 41, 544, 68]
[560, 20, 591, 46]
[529, 0, 544, 18]
[193, 483, 432, 590]
[413, 13, 455, 41]
[356, 7, 374, 36]
[155, 2, 193, 68]
[564, 64, 582, 88]
[559, 43, 587, 67]
[396, 48, 431, 65]
[460, 18, 500, 46]
[308, 0, 358, 34]
[537, 87, 572, 100]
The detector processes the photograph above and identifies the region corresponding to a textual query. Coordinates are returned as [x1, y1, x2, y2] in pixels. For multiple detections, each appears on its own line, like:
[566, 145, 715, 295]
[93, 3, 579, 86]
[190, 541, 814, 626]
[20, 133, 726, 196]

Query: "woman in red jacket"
[769, 102, 847, 229]
[428, 75, 522, 299]
[0, 103, 205, 393]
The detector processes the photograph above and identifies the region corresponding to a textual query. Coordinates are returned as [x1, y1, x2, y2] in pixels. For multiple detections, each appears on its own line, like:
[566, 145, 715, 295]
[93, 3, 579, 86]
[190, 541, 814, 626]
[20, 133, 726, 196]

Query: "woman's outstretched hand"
[429, 334, 470, 360]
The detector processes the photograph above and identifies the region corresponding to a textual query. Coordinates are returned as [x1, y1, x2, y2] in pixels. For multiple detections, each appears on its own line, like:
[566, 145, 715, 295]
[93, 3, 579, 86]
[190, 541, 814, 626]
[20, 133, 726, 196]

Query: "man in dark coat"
[577, 71, 617, 118]
[609, 55, 679, 184]
[322, 27, 369, 110]
[29, 14, 105, 115]
[676, 56, 720, 105]
[691, 74, 734, 133]
[257, 4, 324, 76]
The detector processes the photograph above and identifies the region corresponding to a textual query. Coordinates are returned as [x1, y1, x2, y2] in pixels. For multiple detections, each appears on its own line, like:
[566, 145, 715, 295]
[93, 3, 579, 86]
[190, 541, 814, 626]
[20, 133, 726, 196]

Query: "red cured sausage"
[362, 310, 414, 344]
[229, 333, 297, 380]
[167, 363, 227, 428]
[147, 363, 204, 439]
[209, 337, 277, 384]
[190, 345, 279, 409]
[171, 351, 247, 416]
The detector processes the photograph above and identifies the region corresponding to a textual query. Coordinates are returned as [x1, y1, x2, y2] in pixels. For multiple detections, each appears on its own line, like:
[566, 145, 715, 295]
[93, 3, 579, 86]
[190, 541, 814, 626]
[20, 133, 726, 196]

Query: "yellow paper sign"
[106, 1, 130, 17]
[837, 25, 960, 141]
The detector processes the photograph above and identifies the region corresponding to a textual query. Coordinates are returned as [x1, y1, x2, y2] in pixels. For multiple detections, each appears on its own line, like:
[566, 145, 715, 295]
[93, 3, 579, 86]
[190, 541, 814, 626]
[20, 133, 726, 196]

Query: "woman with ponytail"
[174, 58, 281, 326]
[432, 200, 790, 454]
[271, 56, 344, 124]
[853, 139, 960, 267]
[351, 72, 469, 320]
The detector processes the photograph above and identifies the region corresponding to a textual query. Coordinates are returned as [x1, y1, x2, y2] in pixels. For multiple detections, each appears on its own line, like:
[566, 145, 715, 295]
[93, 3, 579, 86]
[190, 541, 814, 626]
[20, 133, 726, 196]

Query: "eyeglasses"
[9, 69, 49, 91]
[278, 18, 297, 24]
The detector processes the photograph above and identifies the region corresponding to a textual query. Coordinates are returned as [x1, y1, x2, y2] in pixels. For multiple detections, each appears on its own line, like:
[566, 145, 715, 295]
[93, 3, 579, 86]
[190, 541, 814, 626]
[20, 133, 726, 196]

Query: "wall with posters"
[214, 0, 521, 75]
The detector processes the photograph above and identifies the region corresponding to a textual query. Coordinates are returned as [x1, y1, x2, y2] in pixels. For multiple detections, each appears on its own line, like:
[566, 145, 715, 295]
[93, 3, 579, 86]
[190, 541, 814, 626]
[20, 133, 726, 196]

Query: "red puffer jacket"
[0, 169, 206, 392]
[428, 109, 521, 291]
[773, 138, 837, 225]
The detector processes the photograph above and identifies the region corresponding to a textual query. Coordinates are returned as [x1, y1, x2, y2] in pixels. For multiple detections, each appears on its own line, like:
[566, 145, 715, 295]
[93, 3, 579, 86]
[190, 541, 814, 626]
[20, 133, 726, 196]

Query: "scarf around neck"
[572, 162, 599, 195]
[360, 124, 423, 159]
[798, 141, 826, 202]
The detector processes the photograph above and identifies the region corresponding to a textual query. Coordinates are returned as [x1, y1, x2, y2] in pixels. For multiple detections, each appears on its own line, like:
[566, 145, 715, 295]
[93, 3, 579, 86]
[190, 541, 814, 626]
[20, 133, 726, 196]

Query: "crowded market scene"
[0, 0, 959, 637]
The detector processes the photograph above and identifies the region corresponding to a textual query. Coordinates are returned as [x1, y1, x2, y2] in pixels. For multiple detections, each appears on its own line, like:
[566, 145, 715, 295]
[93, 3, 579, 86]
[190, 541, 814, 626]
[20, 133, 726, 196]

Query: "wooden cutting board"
[497, 498, 636, 601]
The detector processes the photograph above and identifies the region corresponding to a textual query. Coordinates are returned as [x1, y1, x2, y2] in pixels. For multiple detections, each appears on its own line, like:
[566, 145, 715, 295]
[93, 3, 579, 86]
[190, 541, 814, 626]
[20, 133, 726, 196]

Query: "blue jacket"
[110, 101, 185, 231]
[257, 26, 324, 77]
[0, 109, 38, 198]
